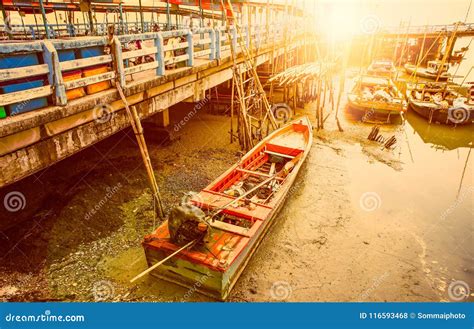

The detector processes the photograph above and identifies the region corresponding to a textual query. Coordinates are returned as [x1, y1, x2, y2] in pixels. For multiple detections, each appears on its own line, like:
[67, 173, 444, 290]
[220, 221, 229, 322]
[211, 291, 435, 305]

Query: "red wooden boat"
[142, 116, 313, 300]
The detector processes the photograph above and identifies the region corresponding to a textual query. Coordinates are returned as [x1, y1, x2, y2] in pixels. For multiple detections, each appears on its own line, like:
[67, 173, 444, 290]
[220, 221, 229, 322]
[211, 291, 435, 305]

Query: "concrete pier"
[0, 23, 310, 187]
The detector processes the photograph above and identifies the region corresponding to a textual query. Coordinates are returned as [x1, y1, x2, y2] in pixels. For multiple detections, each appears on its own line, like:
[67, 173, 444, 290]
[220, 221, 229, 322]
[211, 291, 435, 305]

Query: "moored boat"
[404, 60, 451, 81]
[406, 82, 474, 125]
[347, 76, 407, 124]
[142, 116, 313, 300]
[367, 60, 397, 78]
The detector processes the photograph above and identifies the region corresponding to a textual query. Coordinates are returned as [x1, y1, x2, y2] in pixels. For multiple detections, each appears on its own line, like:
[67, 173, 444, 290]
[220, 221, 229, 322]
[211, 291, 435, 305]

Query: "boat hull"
[404, 64, 450, 81]
[408, 100, 474, 125]
[346, 76, 407, 124]
[142, 117, 313, 300]
[347, 97, 404, 124]
[406, 88, 474, 125]
[145, 191, 289, 300]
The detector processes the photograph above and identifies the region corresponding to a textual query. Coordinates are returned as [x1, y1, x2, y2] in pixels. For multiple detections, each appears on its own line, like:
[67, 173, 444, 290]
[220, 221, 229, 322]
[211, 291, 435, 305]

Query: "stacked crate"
[0, 53, 48, 117]
[58, 49, 86, 101]
[79, 46, 111, 94]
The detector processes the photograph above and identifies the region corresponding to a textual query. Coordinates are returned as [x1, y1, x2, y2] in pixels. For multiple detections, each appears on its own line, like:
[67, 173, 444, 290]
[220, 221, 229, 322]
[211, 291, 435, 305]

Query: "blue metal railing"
[0, 23, 292, 117]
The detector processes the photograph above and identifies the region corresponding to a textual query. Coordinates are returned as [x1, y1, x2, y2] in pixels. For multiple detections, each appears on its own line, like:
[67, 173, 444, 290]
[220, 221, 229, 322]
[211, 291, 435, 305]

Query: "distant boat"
[406, 82, 474, 125]
[347, 75, 407, 124]
[404, 60, 451, 81]
[142, 116, 313, 300]
[367, 60, 397, 78]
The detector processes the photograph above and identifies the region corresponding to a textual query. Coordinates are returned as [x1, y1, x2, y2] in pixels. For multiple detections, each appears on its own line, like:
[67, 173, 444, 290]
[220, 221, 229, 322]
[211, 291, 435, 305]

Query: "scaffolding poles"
[220, 0, 278, 151]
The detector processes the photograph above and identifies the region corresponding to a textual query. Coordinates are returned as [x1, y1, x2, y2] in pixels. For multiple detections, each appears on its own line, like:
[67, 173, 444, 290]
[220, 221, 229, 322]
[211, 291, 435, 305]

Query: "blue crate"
[1, 80, 48, 116]
[58, 49, 76, 62]
[0, 53, 48, 116]
[79, 46, 104, 59]
[0, 53, 40, 69]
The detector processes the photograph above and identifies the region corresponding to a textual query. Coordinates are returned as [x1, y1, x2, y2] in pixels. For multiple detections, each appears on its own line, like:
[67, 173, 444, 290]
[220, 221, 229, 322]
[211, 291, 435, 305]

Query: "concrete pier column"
[156, 109, 170, 127]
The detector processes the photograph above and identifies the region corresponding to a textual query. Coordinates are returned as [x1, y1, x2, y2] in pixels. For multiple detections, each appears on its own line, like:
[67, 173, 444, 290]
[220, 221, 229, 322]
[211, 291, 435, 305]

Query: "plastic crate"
[0, 79, 48, 116]
[58, 49, 76, 62]
[0, 53, 48, 116]
[83, 65, 111, 95]
[0, 106, 6, 119]
[0, 53, 40, 69]
[79, 46, 104, 59]
[63, 70, 86, 100]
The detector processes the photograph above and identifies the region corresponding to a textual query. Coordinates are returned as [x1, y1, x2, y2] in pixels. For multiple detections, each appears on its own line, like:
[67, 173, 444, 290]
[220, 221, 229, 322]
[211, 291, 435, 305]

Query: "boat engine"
[168, 205, 208, 246]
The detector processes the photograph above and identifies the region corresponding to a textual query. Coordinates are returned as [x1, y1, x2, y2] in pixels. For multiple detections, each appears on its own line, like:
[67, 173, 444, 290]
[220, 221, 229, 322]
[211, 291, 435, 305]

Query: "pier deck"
[0, 25, 310, 187]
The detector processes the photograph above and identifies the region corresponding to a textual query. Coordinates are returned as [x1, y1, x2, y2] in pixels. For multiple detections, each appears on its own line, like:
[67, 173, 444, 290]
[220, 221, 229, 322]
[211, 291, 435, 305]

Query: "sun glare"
[311, 0, 365, 42]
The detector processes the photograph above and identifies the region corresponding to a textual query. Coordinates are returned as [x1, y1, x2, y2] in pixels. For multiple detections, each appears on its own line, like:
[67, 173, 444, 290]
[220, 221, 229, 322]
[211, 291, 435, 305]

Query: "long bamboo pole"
[230, 73, 235, 143]
[116, 84, 165, 218]
[436, 22, 459, 82]
[130, 240, 196, 283]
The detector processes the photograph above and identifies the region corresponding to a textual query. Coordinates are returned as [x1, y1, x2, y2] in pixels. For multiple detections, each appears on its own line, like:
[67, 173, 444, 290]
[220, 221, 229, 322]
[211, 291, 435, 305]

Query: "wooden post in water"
[315, 76, 321, 129]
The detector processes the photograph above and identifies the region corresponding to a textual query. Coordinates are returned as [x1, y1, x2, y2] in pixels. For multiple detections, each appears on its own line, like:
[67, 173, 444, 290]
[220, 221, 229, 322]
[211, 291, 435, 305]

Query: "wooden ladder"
[221, 0, 278, 151]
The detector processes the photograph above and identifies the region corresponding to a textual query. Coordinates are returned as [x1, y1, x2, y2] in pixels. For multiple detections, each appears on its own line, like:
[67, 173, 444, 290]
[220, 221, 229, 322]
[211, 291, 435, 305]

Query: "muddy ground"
[0, 93, 472, 302]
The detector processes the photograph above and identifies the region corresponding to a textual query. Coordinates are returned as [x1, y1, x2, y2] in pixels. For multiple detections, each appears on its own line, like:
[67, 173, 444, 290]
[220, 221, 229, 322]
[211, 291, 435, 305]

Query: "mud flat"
[1, 98, 472, 302]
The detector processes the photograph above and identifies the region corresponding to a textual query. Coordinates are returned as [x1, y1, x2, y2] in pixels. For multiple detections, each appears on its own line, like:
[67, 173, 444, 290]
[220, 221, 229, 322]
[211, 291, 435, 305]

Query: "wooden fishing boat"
[347, 76, 407, 124]
[142, 116, 313, 300]
[406, 82, 474, 125]
[367, 60, 397, 78]
[404, 60, 451, 81]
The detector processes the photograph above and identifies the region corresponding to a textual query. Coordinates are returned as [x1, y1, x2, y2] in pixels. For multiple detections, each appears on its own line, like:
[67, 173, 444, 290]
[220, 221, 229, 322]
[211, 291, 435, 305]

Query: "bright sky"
[2, 0, 473, 80]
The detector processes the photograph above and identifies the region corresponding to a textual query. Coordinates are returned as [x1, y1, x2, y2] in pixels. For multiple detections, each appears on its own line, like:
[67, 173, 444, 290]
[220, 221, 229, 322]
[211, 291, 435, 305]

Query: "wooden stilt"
[116, 84, 165, 218]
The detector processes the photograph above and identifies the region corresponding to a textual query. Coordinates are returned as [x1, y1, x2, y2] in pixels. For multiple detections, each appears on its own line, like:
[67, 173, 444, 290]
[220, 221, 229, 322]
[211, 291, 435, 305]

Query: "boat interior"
[144, 119, 311, 270]
[192, 120, 311, 236]
[409, 84, 466, 106]
[354, 76, 403, 103]
[426, 61, 449, 74]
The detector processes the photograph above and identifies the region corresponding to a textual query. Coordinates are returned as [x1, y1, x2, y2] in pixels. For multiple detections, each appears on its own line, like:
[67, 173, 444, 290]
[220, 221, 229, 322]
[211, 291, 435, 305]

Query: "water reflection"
[406, 111, 473, 151]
